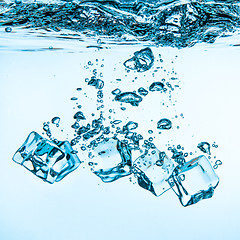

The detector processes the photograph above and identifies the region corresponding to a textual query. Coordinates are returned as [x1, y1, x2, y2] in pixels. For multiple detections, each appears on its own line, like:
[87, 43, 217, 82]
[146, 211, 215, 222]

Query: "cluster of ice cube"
[13, 131, 219, 207]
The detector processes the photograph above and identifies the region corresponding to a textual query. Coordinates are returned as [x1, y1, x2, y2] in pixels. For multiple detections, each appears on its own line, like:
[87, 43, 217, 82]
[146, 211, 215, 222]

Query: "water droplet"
[213, 165, 218, 169]
[73, 111, 86, 120]
[5, 27, 12, 33]
[138, 87, 149, 96]
[71, 122, 80, 129]
[115, 92, 142, 106]
[197, 142, 211, 155]
[124, 121, 138, 131]
[157, 118, 172, 130]
[51, 117, 60, 127]
[71, 97, 78, 101]
[88, 76, 104, 89]
[111, 88, 121, 95]
[71, 150, 78, 154]
[112, 120, 122, 125]
[215, 160, 222, 165]
[149, 82, 165, 92]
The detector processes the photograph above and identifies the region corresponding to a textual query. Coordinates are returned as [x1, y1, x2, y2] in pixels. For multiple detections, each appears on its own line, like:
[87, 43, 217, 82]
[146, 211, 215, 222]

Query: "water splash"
[1, 0, 240, 47]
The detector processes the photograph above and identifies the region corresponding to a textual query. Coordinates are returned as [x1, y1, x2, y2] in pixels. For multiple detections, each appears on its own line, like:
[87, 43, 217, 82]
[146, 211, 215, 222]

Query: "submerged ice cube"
[12, 131, 81, 183]
[123, 47, 154, 72]
[133, 150, 175, 196]
[168, 155, 219, 207]
[90, 138, 132, 183]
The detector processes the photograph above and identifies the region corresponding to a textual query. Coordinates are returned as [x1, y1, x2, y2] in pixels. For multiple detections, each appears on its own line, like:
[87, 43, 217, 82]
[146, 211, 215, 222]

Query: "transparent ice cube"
[90, 138, 132, 182]
[168, 155, 219, 207]
[12, 131, 81, 183]
[133, 150, 175, 196]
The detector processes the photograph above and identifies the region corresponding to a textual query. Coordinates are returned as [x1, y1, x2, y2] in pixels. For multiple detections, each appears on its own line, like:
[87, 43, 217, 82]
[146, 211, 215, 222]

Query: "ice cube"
[133, 150, 175, 196]
[168, 155, 219, 207]
[12, 131, 81, 183]
[54, 141, 81, 182]
[90, 138, 132, 182]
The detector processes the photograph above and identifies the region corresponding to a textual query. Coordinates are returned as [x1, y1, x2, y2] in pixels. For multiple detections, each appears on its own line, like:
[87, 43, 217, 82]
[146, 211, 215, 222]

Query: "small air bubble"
[51, 117, 60, 127]
[5, 27, 12, 33]
[71, 97, 78, 101]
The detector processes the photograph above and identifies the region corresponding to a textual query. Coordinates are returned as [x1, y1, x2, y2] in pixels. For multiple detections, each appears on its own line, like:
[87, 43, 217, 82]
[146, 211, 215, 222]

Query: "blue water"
[1, 0, 240, 239]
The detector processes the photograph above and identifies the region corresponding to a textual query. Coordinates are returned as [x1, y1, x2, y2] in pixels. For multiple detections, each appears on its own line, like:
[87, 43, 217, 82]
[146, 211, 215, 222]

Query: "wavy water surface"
[0, 0, 240, 47]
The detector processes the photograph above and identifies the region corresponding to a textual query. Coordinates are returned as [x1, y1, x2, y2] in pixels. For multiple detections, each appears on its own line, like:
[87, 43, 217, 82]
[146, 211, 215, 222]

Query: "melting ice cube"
[133, 150, 175, 196]
[12, 132, 81, 183]
[90, 138, 132, 183]
[168, 155, 219, 207]
[123, 47, 154, 72]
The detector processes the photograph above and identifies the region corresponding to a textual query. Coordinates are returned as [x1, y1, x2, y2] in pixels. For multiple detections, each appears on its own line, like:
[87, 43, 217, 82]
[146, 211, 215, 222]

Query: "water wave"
[0, 0, 240, 47]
